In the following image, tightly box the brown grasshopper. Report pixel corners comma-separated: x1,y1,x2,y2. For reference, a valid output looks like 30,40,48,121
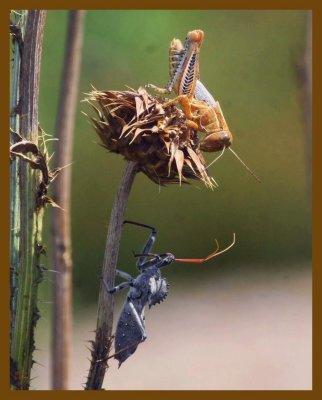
146,30,232,152
147,30,260,181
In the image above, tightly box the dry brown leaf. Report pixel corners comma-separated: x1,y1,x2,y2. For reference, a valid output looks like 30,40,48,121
174,149,184,185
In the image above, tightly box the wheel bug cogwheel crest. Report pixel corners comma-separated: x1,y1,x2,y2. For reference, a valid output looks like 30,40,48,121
83,87,215,189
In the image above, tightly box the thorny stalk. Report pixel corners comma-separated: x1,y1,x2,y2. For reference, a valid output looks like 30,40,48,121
10,10,47,390
85,161,139,390
51,10,85,390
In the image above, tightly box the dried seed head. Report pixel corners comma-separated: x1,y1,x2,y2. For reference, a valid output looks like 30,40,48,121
84,87,214,188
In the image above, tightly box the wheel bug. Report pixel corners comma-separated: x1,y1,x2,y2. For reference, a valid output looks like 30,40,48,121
146,30,260,182
104,220,235,367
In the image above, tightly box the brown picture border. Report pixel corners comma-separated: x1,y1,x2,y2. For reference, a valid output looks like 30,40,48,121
1,1,320,398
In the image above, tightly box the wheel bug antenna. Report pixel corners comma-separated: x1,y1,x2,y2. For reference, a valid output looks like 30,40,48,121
214,238,220,253
175,233,236,263
228,147,261,183
205,233,236,260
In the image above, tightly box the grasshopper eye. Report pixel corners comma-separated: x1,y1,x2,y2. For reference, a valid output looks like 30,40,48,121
221,131,233,145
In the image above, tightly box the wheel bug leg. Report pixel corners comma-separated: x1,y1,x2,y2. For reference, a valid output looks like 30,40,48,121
128,301,147,340
123,220,157,269
102,278,132,294
123,220,156,231
116,269,133,281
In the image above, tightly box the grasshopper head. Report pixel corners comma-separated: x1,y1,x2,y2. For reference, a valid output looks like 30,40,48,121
187,30,205,45
200,130,233,152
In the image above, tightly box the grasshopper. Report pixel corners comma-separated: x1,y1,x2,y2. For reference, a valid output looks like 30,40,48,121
147,30,233,152
147,30,260,181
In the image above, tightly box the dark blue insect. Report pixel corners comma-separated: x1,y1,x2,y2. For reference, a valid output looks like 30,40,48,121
104,220,235,367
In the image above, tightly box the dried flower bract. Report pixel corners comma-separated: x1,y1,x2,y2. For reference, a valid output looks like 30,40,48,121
84,87,215,188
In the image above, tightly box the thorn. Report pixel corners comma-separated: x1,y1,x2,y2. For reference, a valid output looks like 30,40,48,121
32,360,45,368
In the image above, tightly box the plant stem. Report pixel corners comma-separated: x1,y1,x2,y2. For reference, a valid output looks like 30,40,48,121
10,10,46,390
10,10,26,354
51,10,85,390
85,161,138,390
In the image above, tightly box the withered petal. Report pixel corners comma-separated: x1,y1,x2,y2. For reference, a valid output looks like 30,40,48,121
174,149,185,185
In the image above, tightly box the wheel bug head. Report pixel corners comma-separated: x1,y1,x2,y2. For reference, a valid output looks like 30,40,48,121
133,252,175,269
158,252,176,267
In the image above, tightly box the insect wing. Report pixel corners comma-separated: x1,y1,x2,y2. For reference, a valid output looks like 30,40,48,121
114,302,145,366
195,80,216,107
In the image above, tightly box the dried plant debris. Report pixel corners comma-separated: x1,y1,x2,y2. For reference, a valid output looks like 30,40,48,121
84,87,215,188
10,128,62,210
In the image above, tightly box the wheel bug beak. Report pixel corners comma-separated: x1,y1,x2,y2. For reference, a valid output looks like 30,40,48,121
175,233,236,264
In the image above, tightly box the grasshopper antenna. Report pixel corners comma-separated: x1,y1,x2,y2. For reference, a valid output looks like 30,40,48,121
206,146,226,169
228,147,261,183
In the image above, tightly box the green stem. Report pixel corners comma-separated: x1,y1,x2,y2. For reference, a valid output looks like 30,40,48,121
10,10,47,390
10,10,26,348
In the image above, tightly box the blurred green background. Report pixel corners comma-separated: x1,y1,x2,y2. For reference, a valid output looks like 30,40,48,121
39,10,311,308
31,10,312,390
